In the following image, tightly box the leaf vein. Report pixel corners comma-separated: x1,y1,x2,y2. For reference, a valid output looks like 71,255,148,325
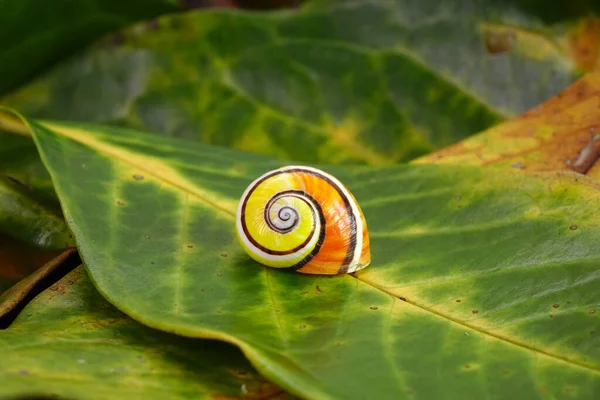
353,275,600,375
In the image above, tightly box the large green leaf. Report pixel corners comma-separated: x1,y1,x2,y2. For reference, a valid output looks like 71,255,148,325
3,0,590,165
0,266,291,399
25,119,600,399
0,0,182,96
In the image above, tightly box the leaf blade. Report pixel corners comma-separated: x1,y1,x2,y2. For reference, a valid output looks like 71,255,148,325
0,266,292,400
25,118,600,399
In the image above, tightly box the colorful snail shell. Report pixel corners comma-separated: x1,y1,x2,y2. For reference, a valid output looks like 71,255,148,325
235,165,371,275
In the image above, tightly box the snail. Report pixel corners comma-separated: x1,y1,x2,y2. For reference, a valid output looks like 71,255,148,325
235,165,371,275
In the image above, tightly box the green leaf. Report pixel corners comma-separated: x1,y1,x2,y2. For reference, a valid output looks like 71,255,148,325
0,0,182,96
495,0,600,24
26,119,600,399
4,0,589,164
0,266,291,399
0,175,74,250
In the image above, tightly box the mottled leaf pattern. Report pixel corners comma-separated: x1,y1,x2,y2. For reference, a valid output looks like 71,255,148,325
0,267,292,400
3,0,590,164
415,73,600,178
25,118,600,399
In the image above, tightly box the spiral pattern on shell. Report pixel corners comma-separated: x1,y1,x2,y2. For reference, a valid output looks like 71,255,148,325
235,165,371,275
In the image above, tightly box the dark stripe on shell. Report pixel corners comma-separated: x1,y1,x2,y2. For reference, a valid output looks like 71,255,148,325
241,188,321,256
263,191,316,254
291,198,326,271
264,191,302,234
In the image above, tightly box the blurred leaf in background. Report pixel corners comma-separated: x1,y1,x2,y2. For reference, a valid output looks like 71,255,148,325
0,0,184,97
0,131,54,195
415,72,600,178
4,0,599,168
0,175,74,250
0,171,76,317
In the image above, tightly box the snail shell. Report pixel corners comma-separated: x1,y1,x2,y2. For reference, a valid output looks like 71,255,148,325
235,165,371,275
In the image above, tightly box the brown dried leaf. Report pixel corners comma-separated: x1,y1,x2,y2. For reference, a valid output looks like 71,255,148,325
414,72,600,177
